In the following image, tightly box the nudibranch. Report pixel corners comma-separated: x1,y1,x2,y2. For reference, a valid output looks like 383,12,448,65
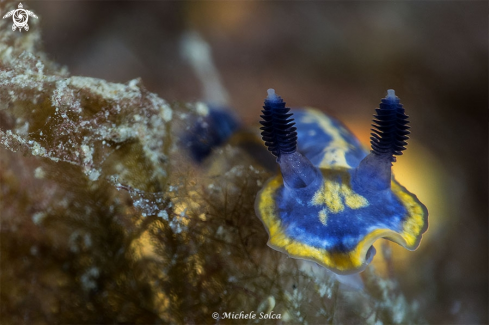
182,104,240,163
255,89,428,274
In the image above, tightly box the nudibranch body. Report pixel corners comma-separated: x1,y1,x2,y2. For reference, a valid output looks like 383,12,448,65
256,89,428,274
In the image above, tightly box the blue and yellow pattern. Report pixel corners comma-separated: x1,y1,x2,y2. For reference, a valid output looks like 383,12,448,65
255,91,428,274
293,109,366,169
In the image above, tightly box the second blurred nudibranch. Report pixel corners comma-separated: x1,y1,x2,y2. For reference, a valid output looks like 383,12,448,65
255,89,428,274
182,104,240,163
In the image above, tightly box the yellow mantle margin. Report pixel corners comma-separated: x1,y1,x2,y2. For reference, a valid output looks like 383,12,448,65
256,175,428,274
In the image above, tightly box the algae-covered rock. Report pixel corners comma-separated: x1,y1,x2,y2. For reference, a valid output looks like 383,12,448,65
0,2,424,324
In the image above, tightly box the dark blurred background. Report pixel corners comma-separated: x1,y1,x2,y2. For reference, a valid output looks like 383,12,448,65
31,1,487,324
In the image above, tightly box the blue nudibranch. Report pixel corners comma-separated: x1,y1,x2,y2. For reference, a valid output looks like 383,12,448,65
255,89,428,274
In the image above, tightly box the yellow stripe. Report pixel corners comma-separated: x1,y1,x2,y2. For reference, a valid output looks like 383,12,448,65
301,108,351,168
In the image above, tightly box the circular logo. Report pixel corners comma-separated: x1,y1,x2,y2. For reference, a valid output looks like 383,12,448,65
2,3,38,32
13,9,28,28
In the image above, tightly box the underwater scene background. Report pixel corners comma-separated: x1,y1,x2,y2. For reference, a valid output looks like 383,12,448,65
0,1,487,324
